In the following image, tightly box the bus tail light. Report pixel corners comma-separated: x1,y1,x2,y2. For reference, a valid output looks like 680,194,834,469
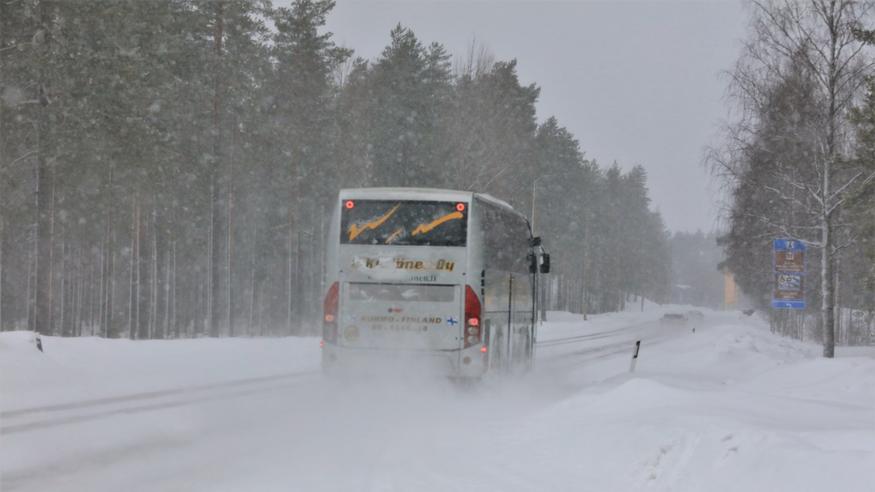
464,285,481,348
323,282,339,344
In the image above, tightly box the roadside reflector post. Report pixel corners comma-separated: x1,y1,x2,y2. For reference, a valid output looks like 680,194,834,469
629,340,641,373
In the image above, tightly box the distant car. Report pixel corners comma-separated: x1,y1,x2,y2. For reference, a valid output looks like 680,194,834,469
687,310,704,321
660,312,688,325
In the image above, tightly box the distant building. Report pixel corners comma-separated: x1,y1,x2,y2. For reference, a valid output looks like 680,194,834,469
724,270,738,310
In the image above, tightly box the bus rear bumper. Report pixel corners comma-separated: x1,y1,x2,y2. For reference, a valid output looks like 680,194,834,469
321,344,486,380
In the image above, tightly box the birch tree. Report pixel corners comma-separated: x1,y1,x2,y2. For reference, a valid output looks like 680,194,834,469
715,0,875,357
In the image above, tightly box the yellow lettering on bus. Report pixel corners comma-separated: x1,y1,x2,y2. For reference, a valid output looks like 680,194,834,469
436,259,454,271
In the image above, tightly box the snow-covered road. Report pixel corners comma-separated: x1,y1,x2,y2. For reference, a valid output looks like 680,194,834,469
2,308,874,492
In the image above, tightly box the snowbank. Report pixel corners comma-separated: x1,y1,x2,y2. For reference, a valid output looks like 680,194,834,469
1,331,319,411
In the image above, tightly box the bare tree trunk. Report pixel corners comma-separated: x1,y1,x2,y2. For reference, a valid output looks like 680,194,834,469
227,174,234,337
248,224,256,336
287,211,293,335
26,235,34,331
556,275,564,312
128,203,134,339
163,236,170,339
170,239,179,338
171,240,177,338
59,241,67,336
70,248,76,336
207,189,214,337
78,249,85,336
75,248,83,336
319,206,326,302
97,240,109,338
196,273,203,337
129,197,137,339
47,172,56,335
821,0,838,357
257,282,265,336
210,176,221,337
106,227,115,338
834,254,842,346
799,309,804,341
100,167,113,337
146,216,153,339
34,0,54,336
209,1,225,338
71,247,76,336
137,201,148,340
0,220,4,330
821,213,835,357
89,251,96,335
69,246,76,336
296,229,303,329
149,207,158,339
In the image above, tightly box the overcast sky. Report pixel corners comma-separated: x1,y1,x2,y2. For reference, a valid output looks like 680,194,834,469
323,0,749,233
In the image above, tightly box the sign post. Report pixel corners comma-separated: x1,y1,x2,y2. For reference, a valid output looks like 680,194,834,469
629,340,641,373
772,239,806,310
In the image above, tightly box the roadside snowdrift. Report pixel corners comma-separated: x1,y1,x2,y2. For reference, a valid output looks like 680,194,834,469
0,332,319,411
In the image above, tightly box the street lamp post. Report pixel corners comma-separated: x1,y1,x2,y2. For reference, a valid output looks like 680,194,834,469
531,174,555,323
530,175,550,237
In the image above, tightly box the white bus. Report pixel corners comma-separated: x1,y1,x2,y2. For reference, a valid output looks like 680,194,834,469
321,187,549,379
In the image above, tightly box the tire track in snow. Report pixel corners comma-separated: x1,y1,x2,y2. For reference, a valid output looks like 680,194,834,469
534,320,697,379
535,329,623,347
3,371,313,418
1,370,319,435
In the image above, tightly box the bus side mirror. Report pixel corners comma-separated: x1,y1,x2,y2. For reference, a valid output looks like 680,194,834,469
539,253,551,274
528,253,537,274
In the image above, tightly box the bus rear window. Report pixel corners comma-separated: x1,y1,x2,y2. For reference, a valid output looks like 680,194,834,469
340,200,467,246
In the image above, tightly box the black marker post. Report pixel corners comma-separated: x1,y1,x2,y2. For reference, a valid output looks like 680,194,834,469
629,340,641,373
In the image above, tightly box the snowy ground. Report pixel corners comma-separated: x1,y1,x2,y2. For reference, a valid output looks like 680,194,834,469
2,308,874,492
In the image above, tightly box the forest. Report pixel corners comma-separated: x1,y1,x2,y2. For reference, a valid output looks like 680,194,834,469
0,0,671,338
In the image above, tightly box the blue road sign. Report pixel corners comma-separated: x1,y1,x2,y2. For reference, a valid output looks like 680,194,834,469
773,239,806,273
773,238,806,252
772,269,806,310
772,299,806,309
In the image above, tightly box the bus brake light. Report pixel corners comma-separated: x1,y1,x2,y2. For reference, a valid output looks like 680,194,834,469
323,282,339,343
464,285,481,348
